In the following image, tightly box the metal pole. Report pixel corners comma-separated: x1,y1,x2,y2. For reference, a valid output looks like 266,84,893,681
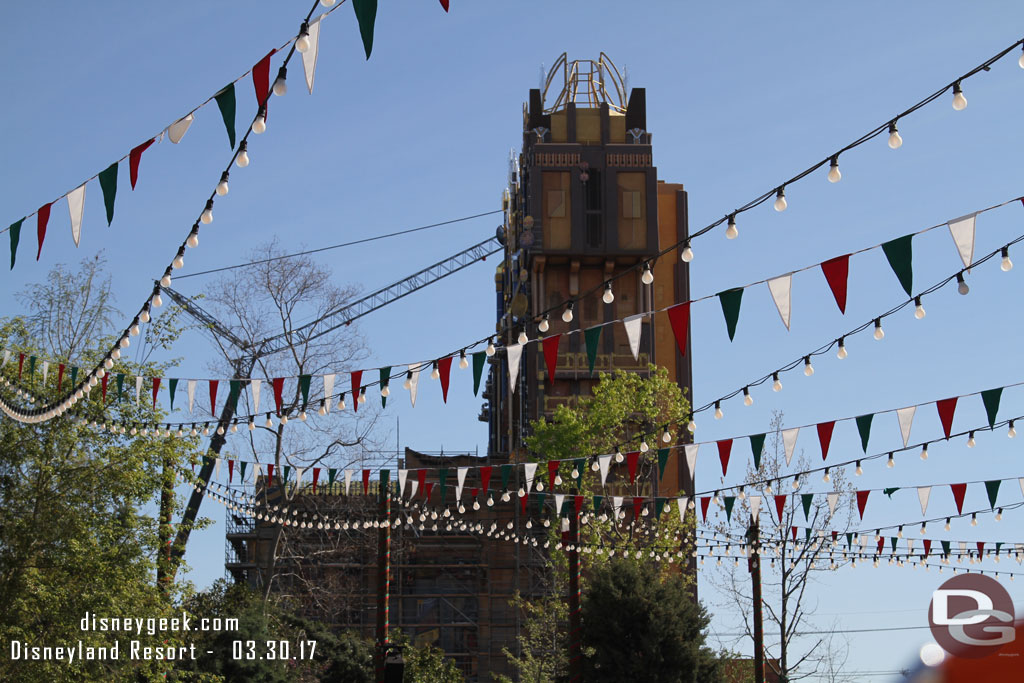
375,485,392,683
568,509,582,683
156,454,174,593
749,520,764,683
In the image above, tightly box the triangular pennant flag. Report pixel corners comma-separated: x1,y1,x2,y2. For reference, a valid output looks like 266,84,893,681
298,374,311,407
622,314,644,360
8,218,23,269
437,469,449,501
151,377,161,410
882,234,914,297
657,448,669,479
227,379,241,411
439,0,449,11
479,466,492,493
936,397,958,440
547,460,560,491
272,377,285,415
168,378,178,411
351,371,362,413
666,302,690,356
1019,478,1024,500
856,490,870,520
896,406,916,447
981,388,1002,429
700,496,711,522
36,202,51,260
554,493,566,517
456,467,468,500
523,462,537,494
950,483,967,515
855,414,873,453
252,49,277,108
472,352,486,395
101,374,108,402
749,495,762,525
167,113,194,144
774,495,786,523
985,480,1001,509
397,469,408,498
676,497,689,521
95,163,119,227
266,465,274,487
717,288,743,341
612,496,623,519
41,360,49,384
209,380,219,416
816,421,835,461
327,467,336,487
187,379,197,414
345,469,354,496
214,84,237,149
352,0,378,59
653,497,666,520
717,439,732,476
924,539,933,557
820,254,850,314
362,469,370,495
592,494,604,515
801,493,813,521
67,183,86,247
500,464,512,492
415,469,427,498
229,459,236,484
782,428,799,466
215,458,223,482
947,213,977,271
750,434,766,469
301,17,322,94
438,357,452,403
129,139,155,190
376,368,388,409
723,496,736,522
918,486,932,516
584,326,602,374
684,445,698,481
542,334,561,382
626,451,640,484
598,454,611,487
766,275,792,330
507,344,523,392
826,492,839,517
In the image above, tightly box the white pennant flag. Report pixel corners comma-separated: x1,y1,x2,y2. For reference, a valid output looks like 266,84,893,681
456,467,469,500
301,17,322,94
907,539,914,553
187,379,197,413
409,479,420,499
523,462,537,493
344,469,353,495
782,428,799,465
398,469,408,498
1,350,9,366
918,486,932,516
251,379,262,414
295,468,305,489
960,541,967,553
684,444,699,480
42,360,49,384
214,458,222,482
612,496,623,518
323,373,335,412
1019,478,1024,500
766,274,793,330
254,463,263,482
896,406,916,448
749,495,762,524
827,492,839,516
598,454,612,487
507,344,524,392
409,362,423,407
623,314,644,360
947,213,977,271
167,113,194,144
677,497,689,521
135,376,143,404
554,493,565,515
67,183,86,247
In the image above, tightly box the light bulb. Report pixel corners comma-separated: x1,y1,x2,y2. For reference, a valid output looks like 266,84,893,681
602,284,615,304
272,68,287,96
517,330,529,345
687,418,696,433
252,114,266,134
822,469,830,483
873,319,884,340
996,508,1003,521
485,339,496,357
887,453,895,468
152,292,163,307
459,351,469,369
430,362,440,380
1009,421,1017,438
538,316,550,333
774,188,787,212
236,142,249,167
792,477,800,490
914,297,925,319
358,389,367,404
772,373,782,392
1020,46,1024,68
920,444,928,461
381,384,390,397
856,461,863,476
971,514,978,527
714,402,723,420
641,263,654,284
216,172,229,196
662,429,671,443
951,82,967,111
804,357,814,376
321,0,335,6
403,373,412,390
681,243,694,263
562,303,574,323
103,357,113,369
186,229,199,248
248,420,255,431
173,252,184,269
1001,247,1013,272
140,309,150,323
296,26,311,53
967,431,975,448
201,201,214,225
615,451,624,463
888,122,902,149
159,273,171,287
265,415,273,428
725,215,738,239
956,272,970,295
743,388,753,406
317,402,326,416
945,518,951,531
836,339,848,359
827,157,841,183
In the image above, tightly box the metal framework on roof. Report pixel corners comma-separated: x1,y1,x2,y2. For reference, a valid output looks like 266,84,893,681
542,52,628,114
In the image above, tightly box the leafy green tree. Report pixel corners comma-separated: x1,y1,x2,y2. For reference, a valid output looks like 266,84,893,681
493,592,568,683
388,630,464,683
580,558,720,683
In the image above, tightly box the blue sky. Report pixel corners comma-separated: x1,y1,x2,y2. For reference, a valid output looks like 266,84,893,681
4,1,1024,678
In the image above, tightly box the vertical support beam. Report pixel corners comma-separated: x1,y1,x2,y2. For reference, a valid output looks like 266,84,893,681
568,510,582,683
156,454,175,593
375,485,392,683
749,520,764,683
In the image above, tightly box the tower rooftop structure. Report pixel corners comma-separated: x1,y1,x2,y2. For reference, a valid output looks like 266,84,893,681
540,52,628,114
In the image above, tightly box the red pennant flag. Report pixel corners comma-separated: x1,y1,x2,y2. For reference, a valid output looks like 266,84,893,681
877,536,885,554
57,363,65,391
438,357,452,403
666,302,690,356
267,464,274,487
542,335,561,382
951,483,967,514
17,353,24,379
626,451,640,484
439,0,449,11
717,439,733,476
924,539,932,556
362,469,370,495
774,494,787,523
831,530,838,543
632,497,644,522
101,374,109,402
574,495,584,516
417,469,427,497
351,370,362,413
856,490,870,519
820,254,850,314
470,487,479,500
977,541,985,556
209,379,219,415
520,491,529,515
252,49,277,109
792,526,798,542
480,466,492,492
817,421,835,461
312,467,320,493
129,139,155,190
700,496,711,522
36,203,51,260
548,460,560,491
936,397,958,440
228,459,235,483
152,377,161,409
272,377,285,415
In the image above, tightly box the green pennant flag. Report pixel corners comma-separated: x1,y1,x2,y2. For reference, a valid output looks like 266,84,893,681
657,448,670,479
883,487,900,498
882,234,914,297
116,373,125,401
8,218,23,270
472,353,485,396
941,540,950,556
890,537,898,553
70,366,78,386
439,468,449,502
214,84,236,149
801,493,813,521
996,542,1003,555
98,162,118,226
500,463,513,491
593,495,603,513
749,434,766,469
380,469,390,497
168,378,179,411
561,498,572,517
717,288,744,341
380,366,391,407
537,492,546,515
655,497,666,518
574,459,586,480
805,527,812,543
299,375,311,406
584,326,602,374
856,414,873,453
846,532,853,547
239,461,248,481
723,496,736,522
27,356,36,379
985,480,1001,509
228,379,241,410
283,466,291,483
981,388,1002,429
328,468,338,486
353,0,378,59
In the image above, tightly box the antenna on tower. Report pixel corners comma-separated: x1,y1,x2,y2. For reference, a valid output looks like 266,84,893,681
539,63,546,92
623,65,630,96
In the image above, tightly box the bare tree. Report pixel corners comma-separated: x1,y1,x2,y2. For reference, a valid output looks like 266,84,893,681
708,410,856,682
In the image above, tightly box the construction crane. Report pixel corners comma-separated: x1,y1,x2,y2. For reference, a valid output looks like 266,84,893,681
162,235,501,580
